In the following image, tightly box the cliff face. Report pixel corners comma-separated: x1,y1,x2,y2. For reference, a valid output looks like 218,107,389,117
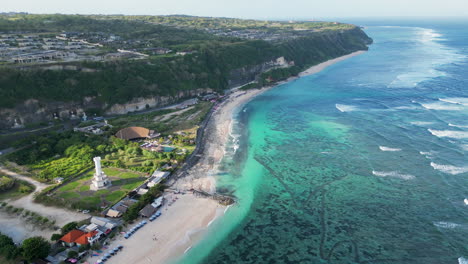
0,28,372,130
227,27,372,89
0,88,213,129
228,56,290,88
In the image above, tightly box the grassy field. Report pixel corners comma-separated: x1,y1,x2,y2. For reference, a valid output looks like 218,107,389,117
52,167,146,211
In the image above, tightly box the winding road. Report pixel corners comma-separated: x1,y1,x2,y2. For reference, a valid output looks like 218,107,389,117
0,166,88,242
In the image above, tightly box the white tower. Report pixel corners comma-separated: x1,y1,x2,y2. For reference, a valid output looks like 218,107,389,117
90,157,111,191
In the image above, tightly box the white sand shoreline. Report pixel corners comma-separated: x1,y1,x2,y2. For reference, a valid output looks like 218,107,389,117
86,50,366,264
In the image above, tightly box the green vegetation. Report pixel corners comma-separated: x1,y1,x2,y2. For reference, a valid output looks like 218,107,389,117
0,176,15,192
37,168,145,211
123,183,165,222
0,233,21,261
0,233,51,262
0,14,371,110
21,236,50,261
0,175,35,200
7,131,107,182
109,101,212,133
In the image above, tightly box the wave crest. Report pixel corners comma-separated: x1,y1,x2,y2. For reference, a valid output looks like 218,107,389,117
430,162,468,175
449,123,468,128
439,97,468,106
335,104,358,113
428,129,468,139
372,171,415,180
421,102,464,111
433,221,462,229
379,146,401,152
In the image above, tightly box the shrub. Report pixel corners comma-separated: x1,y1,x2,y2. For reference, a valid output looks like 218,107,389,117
61,222,78,234
0,176,15,191
51,233,62,241
67,250,78,258
19,184,33,193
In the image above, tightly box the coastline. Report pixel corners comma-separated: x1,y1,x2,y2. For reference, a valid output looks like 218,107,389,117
87,50,366,264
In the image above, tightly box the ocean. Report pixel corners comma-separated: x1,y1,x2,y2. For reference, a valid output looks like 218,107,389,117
177,19,468,264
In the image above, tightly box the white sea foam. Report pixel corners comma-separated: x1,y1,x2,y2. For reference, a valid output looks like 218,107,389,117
335,104,358,112
449,123,468,128
439,97,468,106
379,146,402,152
421,102,464,111
410,121,434,126
419,151,436,159
387,28,463,88
433,221,462,229
372,171,415,180
428,129,468,139
394,105,419,110
430,162,468,175
459,257,468,264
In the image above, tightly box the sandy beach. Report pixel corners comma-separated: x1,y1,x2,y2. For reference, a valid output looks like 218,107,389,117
86,193,223,264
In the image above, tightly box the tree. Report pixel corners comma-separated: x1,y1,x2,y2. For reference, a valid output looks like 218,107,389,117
51,233,62,241
67,250,78,258
21,236,51,261
61,222,78,234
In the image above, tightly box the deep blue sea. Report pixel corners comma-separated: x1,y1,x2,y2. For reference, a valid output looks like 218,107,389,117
177,20,468,264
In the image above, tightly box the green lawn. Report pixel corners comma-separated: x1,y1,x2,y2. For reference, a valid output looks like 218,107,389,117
51,167,146,211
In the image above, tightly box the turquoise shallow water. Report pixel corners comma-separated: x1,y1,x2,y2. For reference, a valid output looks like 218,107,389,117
177,21,468,264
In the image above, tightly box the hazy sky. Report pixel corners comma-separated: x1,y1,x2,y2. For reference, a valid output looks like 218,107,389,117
3,0,468,19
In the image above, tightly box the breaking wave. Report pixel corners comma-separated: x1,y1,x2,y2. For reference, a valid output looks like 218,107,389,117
335,104,358,112
428,129,468,139
421,102,464,111
379,146,401,152
372,171,415,180
459,257,468,264
449,123,468,128
410,121,434,126
433,221,462,229
419,151,436,159
439,97,468,106
430,162,468,175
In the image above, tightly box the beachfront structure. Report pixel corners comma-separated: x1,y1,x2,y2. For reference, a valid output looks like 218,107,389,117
140,204,157,217
148,170,170,187
59,229,101,247
90,156,111,191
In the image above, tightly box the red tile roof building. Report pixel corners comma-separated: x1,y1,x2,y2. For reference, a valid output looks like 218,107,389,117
60,230,100,246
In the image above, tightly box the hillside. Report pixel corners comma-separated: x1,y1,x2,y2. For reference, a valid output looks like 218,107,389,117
0,14,372,129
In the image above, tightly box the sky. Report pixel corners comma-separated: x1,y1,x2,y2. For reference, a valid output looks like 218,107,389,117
2,0,468,19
